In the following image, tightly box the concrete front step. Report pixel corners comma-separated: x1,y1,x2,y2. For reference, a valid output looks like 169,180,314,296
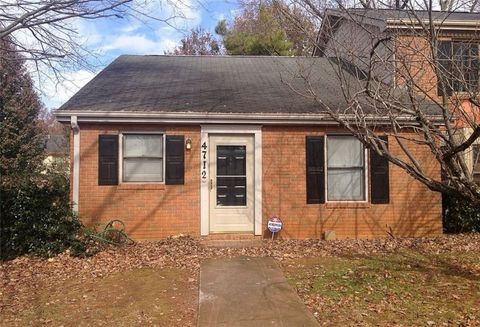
200,233,264,248
200,239,264,248
202,233,261,240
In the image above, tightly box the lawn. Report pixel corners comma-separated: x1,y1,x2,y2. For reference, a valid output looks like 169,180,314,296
3,267,197,326
283,250,480,326
0,238,203,327
2,234,480,326
16,269,197,326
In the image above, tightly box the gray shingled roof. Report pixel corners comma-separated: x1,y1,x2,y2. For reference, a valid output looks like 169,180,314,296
59,55,353,114
58,55,440,116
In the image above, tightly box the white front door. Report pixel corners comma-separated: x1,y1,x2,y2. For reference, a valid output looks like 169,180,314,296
209,135,254,233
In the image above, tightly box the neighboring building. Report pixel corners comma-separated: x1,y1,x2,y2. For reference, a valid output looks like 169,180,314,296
55,54,443,240
43,134,69,168
315,9,480,86
316,8,480,178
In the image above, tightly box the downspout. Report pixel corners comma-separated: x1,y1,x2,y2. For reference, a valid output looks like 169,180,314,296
71,116,80,213
392,35,396,88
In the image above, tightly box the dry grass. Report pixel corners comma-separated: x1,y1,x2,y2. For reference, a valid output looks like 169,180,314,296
4,267,197,327
283,250,480,326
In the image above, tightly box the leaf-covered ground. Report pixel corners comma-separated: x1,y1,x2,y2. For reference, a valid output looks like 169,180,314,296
2,234,480,326
14,267,197,327
283,252,480,326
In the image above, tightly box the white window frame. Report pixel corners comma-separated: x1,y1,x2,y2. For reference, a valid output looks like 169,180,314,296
119,131,166,184
437,39,480,94
472,143,480,182
324,134,369,203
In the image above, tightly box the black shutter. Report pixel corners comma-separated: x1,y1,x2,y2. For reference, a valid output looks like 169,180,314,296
370,135,390,204
306,136,325,204
98,135,118,185
165,135,185,185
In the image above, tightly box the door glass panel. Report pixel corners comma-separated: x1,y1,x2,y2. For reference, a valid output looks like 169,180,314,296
217,146,246,176
217,177,246,206
217,145,246,206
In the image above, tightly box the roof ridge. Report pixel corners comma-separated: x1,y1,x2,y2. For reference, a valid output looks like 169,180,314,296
120,54,316,59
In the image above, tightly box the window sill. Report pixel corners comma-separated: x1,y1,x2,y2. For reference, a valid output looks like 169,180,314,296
117,183,166,191
325,202,370,209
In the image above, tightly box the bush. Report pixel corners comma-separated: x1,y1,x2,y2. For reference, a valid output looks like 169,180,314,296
0,168,82,259
443,194,480,233
0,40,88,260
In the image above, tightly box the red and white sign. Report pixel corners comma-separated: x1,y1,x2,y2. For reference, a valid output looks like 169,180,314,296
267,216,283,233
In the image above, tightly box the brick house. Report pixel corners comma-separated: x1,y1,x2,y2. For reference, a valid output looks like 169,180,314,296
54,9,480,240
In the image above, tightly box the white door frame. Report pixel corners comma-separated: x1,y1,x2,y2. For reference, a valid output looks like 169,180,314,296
200,125,262,236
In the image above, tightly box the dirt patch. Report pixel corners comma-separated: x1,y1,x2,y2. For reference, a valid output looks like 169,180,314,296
4,267,196,327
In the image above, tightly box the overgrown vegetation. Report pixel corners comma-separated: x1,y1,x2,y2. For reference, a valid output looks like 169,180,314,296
1,166,132,259
443,194,480,233
0,39,82,260
1,167,83,259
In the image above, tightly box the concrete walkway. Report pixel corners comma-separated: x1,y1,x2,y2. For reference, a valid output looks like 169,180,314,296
198,256,319,327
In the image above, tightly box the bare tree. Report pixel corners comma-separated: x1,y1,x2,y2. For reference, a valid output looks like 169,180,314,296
0,0,189,87
167,27,222,55
285,4,480,202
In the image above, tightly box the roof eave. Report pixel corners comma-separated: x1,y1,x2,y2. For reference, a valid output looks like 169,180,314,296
386,19,480,30
54,110,445,126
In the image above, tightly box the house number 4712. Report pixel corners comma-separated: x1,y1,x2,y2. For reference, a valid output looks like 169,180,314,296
201,141,208,182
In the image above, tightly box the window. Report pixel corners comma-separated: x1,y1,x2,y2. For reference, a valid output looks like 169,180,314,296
326,136,365,201
437,41,479,95
123,134,164,182
472,144,480,183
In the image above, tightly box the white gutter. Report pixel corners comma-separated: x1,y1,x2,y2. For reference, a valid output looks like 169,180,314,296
71,116,80,214
55,110,444,125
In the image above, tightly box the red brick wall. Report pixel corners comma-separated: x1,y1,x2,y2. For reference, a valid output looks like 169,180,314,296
262,126,443,239
75,124,200,240
394,33,480,104
73,123,442,240
395,35,440,100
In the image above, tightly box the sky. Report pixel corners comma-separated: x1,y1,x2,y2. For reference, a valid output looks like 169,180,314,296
41,0,239,109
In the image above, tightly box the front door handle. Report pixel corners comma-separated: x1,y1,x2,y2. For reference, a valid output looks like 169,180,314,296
209,179,214,191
